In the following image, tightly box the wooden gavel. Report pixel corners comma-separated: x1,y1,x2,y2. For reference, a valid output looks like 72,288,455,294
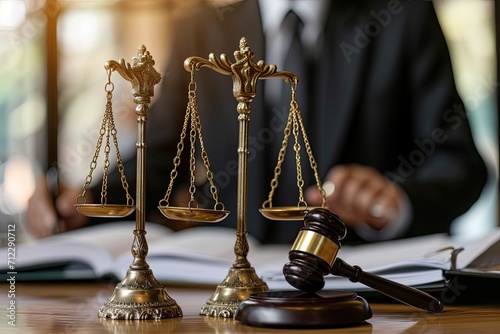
283,208,444,313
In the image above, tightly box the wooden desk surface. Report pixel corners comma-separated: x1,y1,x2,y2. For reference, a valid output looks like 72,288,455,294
1,282,499,334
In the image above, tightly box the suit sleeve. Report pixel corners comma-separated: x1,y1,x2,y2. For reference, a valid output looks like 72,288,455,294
393,2,487,237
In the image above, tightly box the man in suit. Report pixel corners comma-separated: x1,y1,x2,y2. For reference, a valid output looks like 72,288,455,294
27,0,487,245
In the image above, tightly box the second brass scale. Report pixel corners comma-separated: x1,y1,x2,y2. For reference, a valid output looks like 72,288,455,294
75,37,326,319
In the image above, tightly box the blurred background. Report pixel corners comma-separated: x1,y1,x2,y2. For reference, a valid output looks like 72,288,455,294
0,0,498,244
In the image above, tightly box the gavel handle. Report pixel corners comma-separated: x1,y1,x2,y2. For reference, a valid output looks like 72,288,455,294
331,258,444,313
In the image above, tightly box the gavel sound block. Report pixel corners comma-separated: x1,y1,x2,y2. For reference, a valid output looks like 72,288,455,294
235,208,444,328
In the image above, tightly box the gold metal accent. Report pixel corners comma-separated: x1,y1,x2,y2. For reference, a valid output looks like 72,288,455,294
74,204,135,218
75,69,135,217
158,207,229,223
158,66,229,222
291,230,340,267
259,206,321,221
78,45,182,320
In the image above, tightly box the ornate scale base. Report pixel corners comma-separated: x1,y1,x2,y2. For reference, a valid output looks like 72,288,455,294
98,268,182,320
99,318,182,333
200,266,269,318
235,290,372,328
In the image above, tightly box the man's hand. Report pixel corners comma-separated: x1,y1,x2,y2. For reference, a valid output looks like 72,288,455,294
26,177,89,238
305,164,405,230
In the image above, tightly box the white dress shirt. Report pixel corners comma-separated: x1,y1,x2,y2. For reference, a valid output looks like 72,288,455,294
258,0,329,69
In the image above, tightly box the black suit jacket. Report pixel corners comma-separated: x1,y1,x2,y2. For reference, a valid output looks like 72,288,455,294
98,0,487,244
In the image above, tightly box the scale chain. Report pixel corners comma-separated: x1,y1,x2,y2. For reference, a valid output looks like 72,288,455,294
262,82,326,209
159,66,224,211
262,99,294,209
77,70,134,206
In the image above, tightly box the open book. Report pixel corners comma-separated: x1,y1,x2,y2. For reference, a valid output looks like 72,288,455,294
1,222,498,292
0,221,289,284
263,228,500,292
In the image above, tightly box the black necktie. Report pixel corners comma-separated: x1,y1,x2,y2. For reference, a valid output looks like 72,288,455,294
281,10,307,112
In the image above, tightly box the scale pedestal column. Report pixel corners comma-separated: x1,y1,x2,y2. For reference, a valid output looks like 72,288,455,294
94,45,182,320
184,37,300,317
199,93,269,318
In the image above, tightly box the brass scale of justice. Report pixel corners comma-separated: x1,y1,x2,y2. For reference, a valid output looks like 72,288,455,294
74,38,327,320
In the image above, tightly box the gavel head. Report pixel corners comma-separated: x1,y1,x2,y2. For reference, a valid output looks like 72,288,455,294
283,208,346,293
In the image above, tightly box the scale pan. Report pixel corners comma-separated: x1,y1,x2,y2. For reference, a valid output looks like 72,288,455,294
74,204,135,218
158,206,229,223
259,206,321,221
